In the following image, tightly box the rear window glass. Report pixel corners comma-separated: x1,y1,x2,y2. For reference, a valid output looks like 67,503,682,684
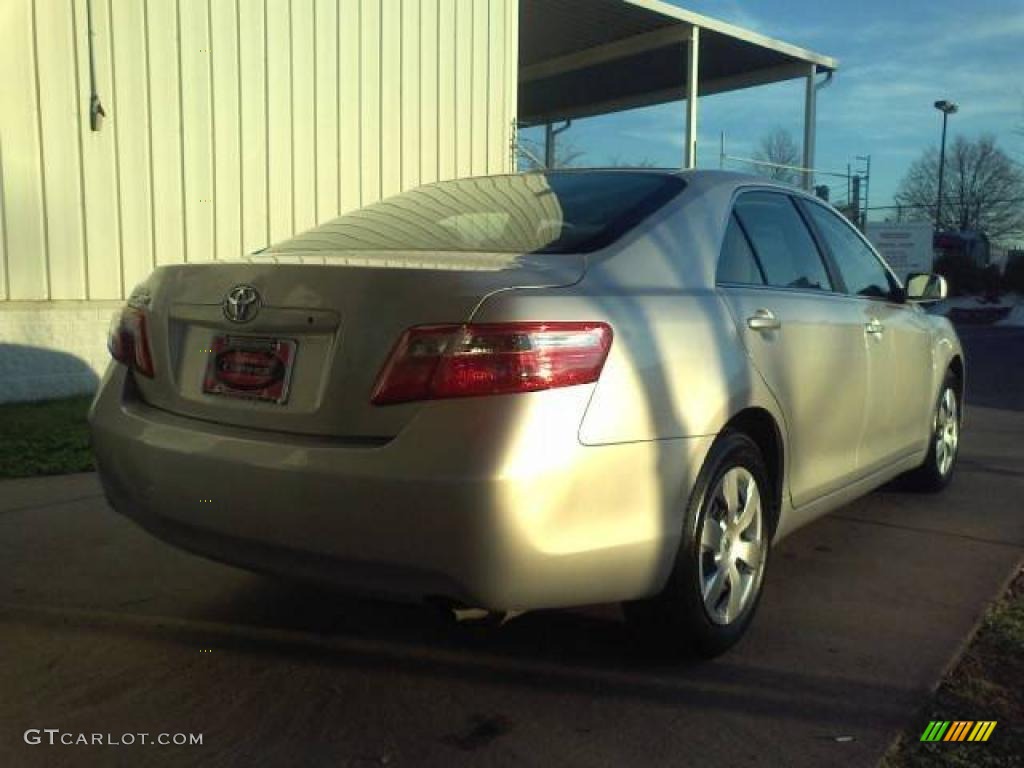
734,192,833,292
268,172,685,255
718,213,765,285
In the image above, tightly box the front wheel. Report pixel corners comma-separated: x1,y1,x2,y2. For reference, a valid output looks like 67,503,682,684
900,372,961,492
624,431,772,658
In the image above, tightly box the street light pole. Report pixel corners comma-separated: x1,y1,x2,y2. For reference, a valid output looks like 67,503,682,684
543,120,572,169
933,100,958,230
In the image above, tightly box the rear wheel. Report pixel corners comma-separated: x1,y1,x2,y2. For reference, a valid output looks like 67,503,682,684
901,371,960,492
624,431,771,658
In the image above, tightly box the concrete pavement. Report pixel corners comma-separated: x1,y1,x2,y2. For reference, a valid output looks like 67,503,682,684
1,328,1022,767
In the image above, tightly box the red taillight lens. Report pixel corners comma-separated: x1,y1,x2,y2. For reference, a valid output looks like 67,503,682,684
107,306,155,378
371,322,613,405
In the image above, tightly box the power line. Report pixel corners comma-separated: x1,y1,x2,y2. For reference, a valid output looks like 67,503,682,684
867,198,1024,211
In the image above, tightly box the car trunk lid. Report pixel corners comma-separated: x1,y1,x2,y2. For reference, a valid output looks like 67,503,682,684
131,251,583,438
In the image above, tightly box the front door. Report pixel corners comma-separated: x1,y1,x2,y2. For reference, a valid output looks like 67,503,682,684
799,199,934,470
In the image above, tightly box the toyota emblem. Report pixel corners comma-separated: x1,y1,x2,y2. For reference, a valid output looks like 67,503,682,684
223,284,262,323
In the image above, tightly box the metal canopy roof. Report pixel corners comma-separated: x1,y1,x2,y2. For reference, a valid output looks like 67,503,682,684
519,0,839,124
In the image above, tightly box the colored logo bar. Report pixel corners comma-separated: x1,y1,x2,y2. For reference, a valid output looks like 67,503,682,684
920,721,997,742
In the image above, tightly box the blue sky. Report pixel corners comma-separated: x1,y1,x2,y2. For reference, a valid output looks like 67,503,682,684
521,0,1024,217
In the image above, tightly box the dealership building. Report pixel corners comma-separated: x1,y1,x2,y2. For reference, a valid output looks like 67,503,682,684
0,0,835,402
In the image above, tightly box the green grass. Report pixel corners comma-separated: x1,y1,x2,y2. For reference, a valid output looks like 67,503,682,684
882,568,1024,767
0,396,95,478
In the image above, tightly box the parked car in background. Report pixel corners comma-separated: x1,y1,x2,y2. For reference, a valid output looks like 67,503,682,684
90,170,963,656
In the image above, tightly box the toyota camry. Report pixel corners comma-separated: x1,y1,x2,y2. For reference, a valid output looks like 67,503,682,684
89,170,963,656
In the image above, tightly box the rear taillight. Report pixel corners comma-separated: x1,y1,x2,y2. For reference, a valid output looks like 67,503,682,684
107,306,155,378
371,322,613,405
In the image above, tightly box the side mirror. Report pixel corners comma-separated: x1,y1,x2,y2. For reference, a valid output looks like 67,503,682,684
905,273,947,303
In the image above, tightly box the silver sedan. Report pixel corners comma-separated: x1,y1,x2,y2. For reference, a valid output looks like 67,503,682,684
89,170,963,656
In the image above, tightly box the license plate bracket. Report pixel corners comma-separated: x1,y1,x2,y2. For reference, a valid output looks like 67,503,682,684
202,335,297,404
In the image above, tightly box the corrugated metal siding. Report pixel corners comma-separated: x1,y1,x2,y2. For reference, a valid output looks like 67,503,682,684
0,0,519,302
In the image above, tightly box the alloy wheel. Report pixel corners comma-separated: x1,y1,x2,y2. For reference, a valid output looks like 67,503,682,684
935,387,959,476
698,467,766,625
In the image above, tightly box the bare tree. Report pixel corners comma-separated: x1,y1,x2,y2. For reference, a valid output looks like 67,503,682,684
516,135,585,171
607,155,660,168
1015,99,1024,166
752,128,802,185
895,134,1024,242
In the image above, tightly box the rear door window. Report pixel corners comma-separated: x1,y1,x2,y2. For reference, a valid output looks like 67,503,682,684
734,192,833,292
717,213,765,285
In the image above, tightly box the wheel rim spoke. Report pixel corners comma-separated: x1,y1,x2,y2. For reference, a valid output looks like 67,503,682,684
732,538,762,571
703,565,728,608
735,486,760,532
724,562,745,623
701,520,724,553
720,471,740,517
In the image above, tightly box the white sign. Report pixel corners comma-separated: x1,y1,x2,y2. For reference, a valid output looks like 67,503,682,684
865,222,934,282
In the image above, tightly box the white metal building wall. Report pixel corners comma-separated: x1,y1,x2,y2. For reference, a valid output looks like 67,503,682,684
0,0,519,401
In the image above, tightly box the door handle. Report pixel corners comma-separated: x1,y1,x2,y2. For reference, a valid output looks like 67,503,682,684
865,318,884,336
747,309,781,331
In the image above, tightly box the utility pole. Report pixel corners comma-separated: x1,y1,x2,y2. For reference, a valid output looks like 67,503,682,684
856,155,871,230
846,163,851,211
851,176,861,226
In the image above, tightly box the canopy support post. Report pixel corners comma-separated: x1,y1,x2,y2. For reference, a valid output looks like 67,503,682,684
802,63,817,190
684,26,699,169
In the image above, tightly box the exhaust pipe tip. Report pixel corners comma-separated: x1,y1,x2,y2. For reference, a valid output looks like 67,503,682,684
426,597,523,626
451,607,499,623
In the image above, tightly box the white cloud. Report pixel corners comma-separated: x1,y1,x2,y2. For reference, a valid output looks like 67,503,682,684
848,9,1024,47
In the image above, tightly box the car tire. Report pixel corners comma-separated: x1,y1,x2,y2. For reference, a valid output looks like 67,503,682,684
624,430,772,658
900,371,961,493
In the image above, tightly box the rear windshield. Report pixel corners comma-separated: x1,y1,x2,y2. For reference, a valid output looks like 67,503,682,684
269,172,685,255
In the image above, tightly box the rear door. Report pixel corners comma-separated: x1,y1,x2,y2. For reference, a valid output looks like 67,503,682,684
717,191,869,508
800,199,934,469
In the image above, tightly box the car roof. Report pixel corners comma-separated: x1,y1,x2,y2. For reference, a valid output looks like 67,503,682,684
517,167,807,194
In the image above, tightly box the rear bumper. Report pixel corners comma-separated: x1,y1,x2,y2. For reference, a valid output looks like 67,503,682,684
90,365,713,610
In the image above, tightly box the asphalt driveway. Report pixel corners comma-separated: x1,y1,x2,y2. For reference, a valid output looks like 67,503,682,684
1,327,1022,767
